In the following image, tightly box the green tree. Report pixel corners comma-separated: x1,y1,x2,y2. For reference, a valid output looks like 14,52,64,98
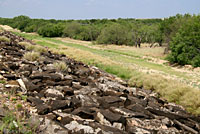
97,23,129,45
62,22,81,38
37,23,64,37
167,15,200,67
12,15,31,31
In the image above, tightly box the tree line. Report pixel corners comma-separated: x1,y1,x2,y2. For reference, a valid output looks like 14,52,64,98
0,14,200,67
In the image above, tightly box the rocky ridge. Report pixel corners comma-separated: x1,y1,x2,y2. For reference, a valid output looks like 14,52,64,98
0,31,200,134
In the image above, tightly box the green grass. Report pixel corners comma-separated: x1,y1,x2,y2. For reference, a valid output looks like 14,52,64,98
36,41,59,48
94,63,133,80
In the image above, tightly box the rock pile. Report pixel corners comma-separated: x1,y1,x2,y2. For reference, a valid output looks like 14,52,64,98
0,31,200,134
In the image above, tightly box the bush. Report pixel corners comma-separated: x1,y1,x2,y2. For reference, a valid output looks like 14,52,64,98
38,23,64,37
62,22,81,38
167,16,200,67
78,26,100,41
24,24,37,33
97,23,129,45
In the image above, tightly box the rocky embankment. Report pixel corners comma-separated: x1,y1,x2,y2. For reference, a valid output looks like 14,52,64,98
0,31,200,134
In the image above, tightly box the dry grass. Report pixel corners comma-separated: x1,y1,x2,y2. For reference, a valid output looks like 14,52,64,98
53,61,68,72
128,72,200,115
0,36,10,43
19,41,47,53
24,51,40,61
0,27,3,32
52,45,116,66
60,38,166,59
18,41,32,46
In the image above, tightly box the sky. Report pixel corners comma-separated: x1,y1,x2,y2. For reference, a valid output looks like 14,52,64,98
0,0,200,20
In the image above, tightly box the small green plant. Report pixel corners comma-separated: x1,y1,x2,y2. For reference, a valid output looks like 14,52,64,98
0,36,10,43
53,61,68,72
0,112,33,134
0,80,5,84
16,104,23,110
0,113,18,133
24,51,40,61
20,95,27,101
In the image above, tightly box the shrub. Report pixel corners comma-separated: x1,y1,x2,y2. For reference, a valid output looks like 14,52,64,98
38,23,64,37
24,51,40,61
24,24,37,33
63,22,81,38
0,36,10,43
167,16,200,67
97,23,126,45
53,61,68,72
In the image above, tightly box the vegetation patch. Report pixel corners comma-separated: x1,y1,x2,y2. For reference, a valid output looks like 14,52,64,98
0,36,10,43
19,41,47,53
128,72,200,114
24,51,40,61
167,16,200,67
53,61,68,72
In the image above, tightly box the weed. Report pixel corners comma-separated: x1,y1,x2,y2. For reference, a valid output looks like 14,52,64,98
16,104,23,111
24,51,40,61
34,45,48,53
0,36,10,43
0,80,5,84
21,95,27,101
53,61,68,72
0,112,33,134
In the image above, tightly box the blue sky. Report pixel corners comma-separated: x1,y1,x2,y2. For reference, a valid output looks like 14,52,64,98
0,0,200,19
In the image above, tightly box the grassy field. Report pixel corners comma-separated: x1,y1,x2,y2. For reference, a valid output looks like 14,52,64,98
5,29,200,114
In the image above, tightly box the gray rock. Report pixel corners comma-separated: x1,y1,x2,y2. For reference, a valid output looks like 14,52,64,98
38,117,68,134
45,88,64,99
64,121,94,134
